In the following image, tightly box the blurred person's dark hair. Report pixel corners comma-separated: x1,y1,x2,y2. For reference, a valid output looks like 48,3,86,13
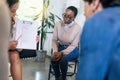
6,0,19,7
84,0,120,8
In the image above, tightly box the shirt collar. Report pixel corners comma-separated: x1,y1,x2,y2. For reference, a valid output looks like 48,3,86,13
64,21,74,29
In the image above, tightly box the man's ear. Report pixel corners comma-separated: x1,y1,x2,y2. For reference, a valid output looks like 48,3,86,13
91,0,100,12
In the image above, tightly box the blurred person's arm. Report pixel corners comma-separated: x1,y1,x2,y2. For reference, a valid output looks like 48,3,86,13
52,22,59,53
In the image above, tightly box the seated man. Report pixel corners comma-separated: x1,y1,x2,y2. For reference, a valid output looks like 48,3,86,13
51,6,81,80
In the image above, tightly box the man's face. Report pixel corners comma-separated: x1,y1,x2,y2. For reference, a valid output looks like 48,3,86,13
84,1,93,18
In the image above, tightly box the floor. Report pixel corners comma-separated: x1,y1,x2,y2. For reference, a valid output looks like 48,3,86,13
9,57,76,80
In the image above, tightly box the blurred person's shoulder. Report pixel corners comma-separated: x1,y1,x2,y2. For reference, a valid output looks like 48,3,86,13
55,21,63,25
0,0,10,36
0,0,9,16
91,7,120,21
0,0,7,7
0,0,4,4
54,21,64,28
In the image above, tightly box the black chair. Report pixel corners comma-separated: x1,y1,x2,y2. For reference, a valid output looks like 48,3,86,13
48,50,78,80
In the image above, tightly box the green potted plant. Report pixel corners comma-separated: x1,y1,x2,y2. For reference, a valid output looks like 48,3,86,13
34,0,61,62
34,0,61,50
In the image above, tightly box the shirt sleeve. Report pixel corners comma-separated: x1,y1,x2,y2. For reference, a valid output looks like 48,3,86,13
52,22,59,53
62,25,82,54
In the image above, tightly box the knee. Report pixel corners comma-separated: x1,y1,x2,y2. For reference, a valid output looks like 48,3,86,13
51,58,58,65
9,52,21,64
60,55,67,63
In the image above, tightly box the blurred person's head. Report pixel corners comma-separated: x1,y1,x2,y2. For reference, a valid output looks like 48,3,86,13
6,0,19,19
83,0,120,18
63,6,78,24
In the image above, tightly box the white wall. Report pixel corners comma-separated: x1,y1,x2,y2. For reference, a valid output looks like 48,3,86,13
43,0,86,56
49,0,67,20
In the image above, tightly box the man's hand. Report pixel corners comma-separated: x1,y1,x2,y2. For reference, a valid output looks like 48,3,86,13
52,52,63,61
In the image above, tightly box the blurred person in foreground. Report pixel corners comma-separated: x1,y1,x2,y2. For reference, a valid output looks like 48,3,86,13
0,0,10,80
76,0,120,80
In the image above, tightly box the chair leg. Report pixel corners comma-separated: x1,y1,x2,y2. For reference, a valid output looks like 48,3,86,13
48,64,51,80
48,60,78,80
67,60,78,76
73,61,77,74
